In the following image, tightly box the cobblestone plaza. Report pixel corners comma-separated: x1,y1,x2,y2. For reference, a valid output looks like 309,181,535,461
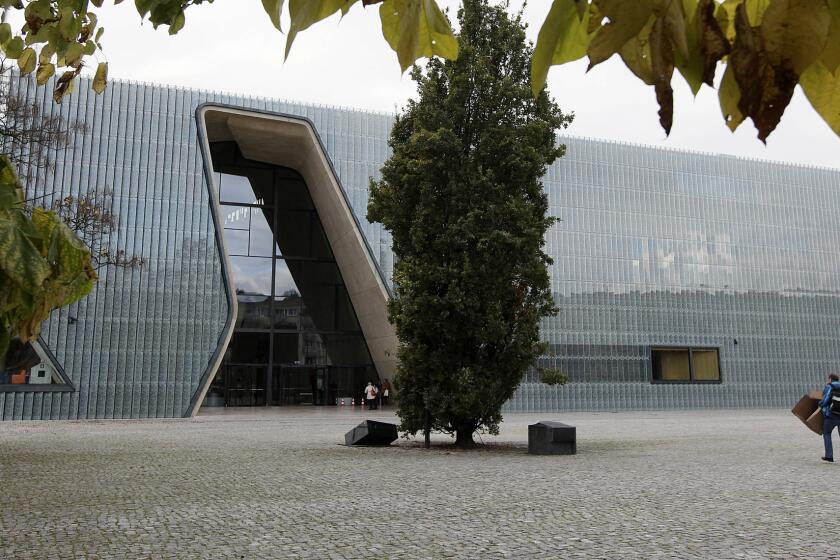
0,409,835,559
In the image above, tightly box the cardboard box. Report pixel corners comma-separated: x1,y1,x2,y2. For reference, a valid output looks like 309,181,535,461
805,408,825,435
792,392,825,435
792,393,820,423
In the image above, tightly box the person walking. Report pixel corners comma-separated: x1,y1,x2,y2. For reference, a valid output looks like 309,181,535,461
820,373,840,462
381,379,392,408
364,381,377,411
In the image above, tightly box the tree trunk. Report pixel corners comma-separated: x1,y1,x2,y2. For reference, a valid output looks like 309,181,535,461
454,428,476,448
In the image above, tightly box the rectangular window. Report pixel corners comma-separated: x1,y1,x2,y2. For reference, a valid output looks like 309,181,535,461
651,347,721,383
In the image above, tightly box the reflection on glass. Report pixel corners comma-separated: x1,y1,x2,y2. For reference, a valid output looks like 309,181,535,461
274,210,333,258
226,332,270,363
221,365,267,406
235,293,272,329
211,141,377,408
651,348,690,381
230,256,273,296
273,333,299,364
223,228,249,257
248,207,276,257
220,170,274,206
692,349,720,381
221,204,251,230
273,294,303,330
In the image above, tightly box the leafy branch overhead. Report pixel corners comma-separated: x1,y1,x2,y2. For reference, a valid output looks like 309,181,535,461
1,0,839,141
0,155,96,358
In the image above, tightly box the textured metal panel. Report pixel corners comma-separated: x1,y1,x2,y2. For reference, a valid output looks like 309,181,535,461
4,73,840,417
508,137,840,411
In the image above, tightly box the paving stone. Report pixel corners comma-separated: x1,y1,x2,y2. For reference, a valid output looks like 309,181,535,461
0,409,836,559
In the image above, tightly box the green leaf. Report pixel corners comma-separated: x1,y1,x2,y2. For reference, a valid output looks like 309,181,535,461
378,0,458,73
619,15,656,85
58,6,82,41
532,0,597,96
0,160,51,292
0,156,96,343
0,22,11,46
285,0,361,59
719,63,744,131
801,60,840,136
658,0,689,62
64,41,85,66
3,36,24,59
262,0,284,31
675,0,704,95
168,10,185,34
92,61,107,94
761,0,831,74
17,47,36,74
587,0,655,68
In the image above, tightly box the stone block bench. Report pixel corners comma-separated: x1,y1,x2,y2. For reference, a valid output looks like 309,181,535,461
528,421,576,455
344,420,398,446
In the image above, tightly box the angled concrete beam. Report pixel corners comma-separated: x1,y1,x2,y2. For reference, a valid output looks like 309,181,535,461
187,105,397,416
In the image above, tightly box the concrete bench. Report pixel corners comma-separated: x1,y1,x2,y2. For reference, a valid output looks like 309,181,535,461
528,421,576,455
344,420,398,446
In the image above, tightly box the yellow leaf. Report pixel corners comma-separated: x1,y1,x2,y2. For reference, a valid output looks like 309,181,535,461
35,62,54,85
801,60,840,136
761,0,831,74
379,0,458,73
92,62,108,94
820,0,840,73
17,47,36,74
532,0,598,96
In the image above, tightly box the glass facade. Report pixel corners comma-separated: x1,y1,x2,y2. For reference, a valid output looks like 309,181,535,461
204,142,376,407
508,140,840,411
3,71,840,419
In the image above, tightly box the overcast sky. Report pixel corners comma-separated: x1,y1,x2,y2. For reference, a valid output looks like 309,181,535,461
67,1,840,169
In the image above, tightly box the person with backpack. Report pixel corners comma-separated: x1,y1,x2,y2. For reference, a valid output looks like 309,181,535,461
819,373,840,462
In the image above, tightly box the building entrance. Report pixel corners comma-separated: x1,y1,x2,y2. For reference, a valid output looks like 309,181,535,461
203,142,377,407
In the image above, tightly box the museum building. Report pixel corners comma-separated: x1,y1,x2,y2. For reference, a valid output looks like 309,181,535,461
2,74,840,420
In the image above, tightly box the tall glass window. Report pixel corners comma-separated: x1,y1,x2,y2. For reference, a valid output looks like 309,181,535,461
205,142,377,407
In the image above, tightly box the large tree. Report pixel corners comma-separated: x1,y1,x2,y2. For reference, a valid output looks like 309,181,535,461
368,0,572,447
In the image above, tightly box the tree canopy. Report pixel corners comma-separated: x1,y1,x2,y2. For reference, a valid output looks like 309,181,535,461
368,0,570,446
0,0,838,142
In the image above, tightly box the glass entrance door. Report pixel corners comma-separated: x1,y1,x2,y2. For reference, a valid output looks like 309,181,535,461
271,366,330,406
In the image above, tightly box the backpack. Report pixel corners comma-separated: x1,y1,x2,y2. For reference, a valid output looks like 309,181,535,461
828,384,840,416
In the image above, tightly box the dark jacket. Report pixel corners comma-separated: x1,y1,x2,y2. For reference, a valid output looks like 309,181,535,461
820,381,840,417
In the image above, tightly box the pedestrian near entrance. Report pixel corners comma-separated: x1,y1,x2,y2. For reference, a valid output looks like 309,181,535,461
820,373,840,462
364,381,377,411
381,379,391,407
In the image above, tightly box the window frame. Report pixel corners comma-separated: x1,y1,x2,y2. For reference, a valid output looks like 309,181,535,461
649,346,722,385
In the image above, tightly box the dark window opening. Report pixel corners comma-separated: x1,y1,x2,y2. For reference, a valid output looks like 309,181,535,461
651,347,721,383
